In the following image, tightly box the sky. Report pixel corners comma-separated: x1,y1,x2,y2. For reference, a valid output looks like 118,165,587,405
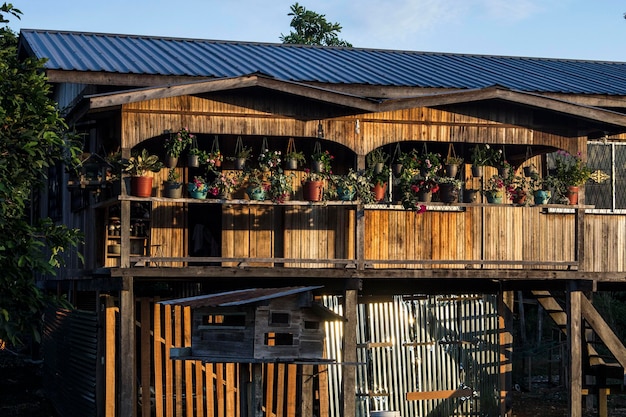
6,0,626,62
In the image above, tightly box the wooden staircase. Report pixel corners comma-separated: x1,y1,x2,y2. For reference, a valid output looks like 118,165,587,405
531,290,626,382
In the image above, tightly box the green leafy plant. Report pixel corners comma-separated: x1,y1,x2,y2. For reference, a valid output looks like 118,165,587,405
552,150,592,186
366,148,389,166
123,149,164,176
445,155,464,165
258,149,282,171
329,169,374,203
166,168,180,183
311,149,334,173
285,150,306,166
234,145,253,160
268,170,296,203
471,144,502,167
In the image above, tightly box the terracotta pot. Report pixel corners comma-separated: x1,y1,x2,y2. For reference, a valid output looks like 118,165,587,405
303,180,323,201
372,182,387,202
131,176,153,197
566,185,579,205
511,189,526,205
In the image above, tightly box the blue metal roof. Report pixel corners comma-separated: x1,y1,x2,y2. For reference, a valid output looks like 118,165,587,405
19,29,626,95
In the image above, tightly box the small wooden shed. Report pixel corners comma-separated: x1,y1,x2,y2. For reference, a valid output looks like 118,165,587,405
159,286,344,362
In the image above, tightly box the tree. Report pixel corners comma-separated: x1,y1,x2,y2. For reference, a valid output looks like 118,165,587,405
280,2,352,47
0,3,82,348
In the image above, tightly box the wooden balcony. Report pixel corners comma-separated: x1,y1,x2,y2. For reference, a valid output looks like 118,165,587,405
99,196,614,283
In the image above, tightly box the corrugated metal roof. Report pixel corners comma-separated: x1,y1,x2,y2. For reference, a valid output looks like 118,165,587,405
159,286,323,308
18,29,626,95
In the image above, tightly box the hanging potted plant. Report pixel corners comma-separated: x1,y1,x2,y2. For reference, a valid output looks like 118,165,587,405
258,148,282,172
444,155,464,178
415,151,442,179
470,144,500,177
123,149,164,197
232,145,252,170
165,127,194,168
366,148,390,175
285,150,306,170
311,147,333,173
163,168,183,198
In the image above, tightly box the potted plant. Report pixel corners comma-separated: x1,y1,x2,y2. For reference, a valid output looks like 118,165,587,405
207,171,241,200
551,150,592,205
245,168,268,201
163,168,183,198
367,148,390,174
369,165,390,202
267,169,296,203
188,146,202,168
329,169,374,203
285,150,306,170
311,149,333,173
483,174,507,204
165,127,194,168
231,145,252,170
529,174,552,205
415,152,442,179
508,175,529,205
188,176,209,199
437,176,463,203
301,169,326,201
258,149,282,172
444,155,464,178
470,144,501,177
123,149,164,197
401,176,439,203
201,149,223,172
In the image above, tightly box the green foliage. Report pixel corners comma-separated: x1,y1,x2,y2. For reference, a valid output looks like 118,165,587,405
0,5,83,347
280,2,352,47
123,149,164,176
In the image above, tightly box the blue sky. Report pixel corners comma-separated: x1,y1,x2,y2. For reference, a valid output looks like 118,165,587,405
7,0,626,61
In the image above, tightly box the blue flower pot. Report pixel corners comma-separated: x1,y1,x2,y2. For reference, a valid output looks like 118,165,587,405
337,186,356,201
246,185,266,201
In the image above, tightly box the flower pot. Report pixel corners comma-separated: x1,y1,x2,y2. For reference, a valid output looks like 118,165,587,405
188,154,199,168
372,182,387,202
497,166,510,178
165,155,178,168
163,181,183,198
511,189,526,205
336,186,356,201
438,183,459,203
312,160,324,173
533,189,551,205
444,164,459,178
392,163,403,177
189,190,208,199
235,158,246,170
107,243,121,254
566,185,579,205
302,180,323,201
417,190,432,202
246,185,266,201
374,162,384,174
524,166,538,177
286,158,298,170
485,190,504,204
471,165,484,178
130,176,153,197
463,189,479,203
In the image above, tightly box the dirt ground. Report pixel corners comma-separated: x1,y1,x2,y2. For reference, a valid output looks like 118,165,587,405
1,347,625,417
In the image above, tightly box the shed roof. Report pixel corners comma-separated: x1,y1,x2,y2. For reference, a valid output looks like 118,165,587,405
159,286,323,308
18,29,626,96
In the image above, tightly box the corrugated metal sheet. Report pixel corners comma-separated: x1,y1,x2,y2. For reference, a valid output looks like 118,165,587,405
159,285,322,307
42,308,99,417
323,294,500,417
19,29,626,95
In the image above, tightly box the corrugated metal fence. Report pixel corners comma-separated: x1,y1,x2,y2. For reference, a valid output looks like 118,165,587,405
324,294,500,417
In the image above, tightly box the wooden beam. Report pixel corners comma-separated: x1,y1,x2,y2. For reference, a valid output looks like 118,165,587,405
567,286,582,417
581,295,626,370
342,288,358,417
119,276,136,417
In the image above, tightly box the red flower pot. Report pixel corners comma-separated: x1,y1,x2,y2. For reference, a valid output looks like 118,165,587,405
303,180,323,201
130,176,153,197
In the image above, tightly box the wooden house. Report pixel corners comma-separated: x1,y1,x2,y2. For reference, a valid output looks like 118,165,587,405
18,29,626,417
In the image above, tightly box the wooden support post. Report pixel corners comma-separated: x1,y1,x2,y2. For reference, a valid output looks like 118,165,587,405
499,291,514,416
567,283,582,417
342,286,358,417
119,275,136,417
575,207,585,270
140,299,151,417
105,296,117,417
251,363,263,417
